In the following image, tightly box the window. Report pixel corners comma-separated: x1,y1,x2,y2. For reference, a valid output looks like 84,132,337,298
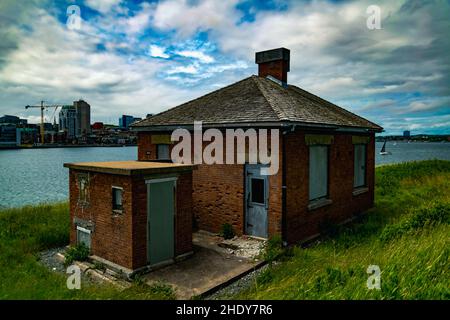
157,144,170,160
76,226,91,249
78,173,88,203
354,144,367,188
309,145,329,201
112,186,123,211
251,178,265,204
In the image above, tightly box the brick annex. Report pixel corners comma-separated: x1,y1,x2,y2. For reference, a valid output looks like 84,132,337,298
65,48,382,273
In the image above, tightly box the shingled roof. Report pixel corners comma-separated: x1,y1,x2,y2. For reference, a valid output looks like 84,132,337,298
132,75,382,132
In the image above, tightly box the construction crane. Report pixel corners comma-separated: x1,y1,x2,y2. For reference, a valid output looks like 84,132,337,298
25,101,62,144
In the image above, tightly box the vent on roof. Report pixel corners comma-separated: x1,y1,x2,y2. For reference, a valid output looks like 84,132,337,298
255,48,290,84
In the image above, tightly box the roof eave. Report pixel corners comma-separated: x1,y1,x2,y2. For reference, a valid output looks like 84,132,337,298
131,121,382,133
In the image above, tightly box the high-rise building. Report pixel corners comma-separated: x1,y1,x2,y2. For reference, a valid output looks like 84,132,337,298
119,115,141,128
403,130,411,138
59,105,77,138
74,100,91,136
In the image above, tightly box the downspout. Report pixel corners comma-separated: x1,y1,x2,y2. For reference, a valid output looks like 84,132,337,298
281,125,295,245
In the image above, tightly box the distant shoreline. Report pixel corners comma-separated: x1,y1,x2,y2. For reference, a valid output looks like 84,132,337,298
0,144,137,150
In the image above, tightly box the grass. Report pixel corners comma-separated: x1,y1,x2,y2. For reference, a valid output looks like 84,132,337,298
0,160,449,299
233,160,450,299
0,203,175,300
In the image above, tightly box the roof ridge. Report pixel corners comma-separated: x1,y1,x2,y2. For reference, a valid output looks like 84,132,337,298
252,76,287,121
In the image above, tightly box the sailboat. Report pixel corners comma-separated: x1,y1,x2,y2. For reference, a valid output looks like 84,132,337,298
379,140,391,155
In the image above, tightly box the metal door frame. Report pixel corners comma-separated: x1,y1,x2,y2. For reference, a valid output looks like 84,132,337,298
244,164,269,238
145,177,177,267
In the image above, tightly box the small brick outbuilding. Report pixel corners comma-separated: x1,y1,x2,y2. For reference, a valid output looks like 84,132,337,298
64,161,195,273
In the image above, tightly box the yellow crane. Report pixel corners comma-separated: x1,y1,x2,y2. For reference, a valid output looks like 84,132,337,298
25,101,62,144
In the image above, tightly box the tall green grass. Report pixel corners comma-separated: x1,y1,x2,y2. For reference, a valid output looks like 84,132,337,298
1,160,449,299
0,203,174,299
234,160,450,299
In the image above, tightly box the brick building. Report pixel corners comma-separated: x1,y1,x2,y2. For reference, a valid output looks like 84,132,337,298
132,48,383,244
64,161,195,273
65,48,382,273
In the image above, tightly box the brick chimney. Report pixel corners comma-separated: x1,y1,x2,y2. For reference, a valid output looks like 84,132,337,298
255,48,290,83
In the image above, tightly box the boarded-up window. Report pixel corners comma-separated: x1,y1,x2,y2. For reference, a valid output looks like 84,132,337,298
76,226,91,249
157,144,170,160
354,144,367,188
78,173,88,203
309,145,329,201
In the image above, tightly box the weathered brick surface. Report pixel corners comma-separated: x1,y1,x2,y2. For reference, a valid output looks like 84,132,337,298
284,131,375,243
69,169,193,270
138,131,283,237
69,171,134,268
137,129,374,244
258,59,289,83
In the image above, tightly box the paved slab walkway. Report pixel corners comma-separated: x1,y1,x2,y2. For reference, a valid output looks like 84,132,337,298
143,233,264,299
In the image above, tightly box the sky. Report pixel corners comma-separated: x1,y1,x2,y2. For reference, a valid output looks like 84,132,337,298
0,0,449,135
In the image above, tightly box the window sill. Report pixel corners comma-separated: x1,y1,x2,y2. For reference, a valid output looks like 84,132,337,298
112,209,123,216
308,198,332,211
353,187,369,196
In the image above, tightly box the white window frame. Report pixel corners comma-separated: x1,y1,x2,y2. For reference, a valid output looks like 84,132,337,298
78,173,89,203
76,226,91,249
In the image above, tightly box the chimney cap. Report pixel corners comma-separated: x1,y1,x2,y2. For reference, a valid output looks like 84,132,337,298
255,48,290,70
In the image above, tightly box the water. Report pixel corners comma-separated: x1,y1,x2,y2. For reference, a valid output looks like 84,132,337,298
375,141,450,165
0,147,137,209
0,142,449,209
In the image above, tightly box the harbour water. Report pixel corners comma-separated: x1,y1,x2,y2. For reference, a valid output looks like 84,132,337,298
0,146,137,209
0,142,449,208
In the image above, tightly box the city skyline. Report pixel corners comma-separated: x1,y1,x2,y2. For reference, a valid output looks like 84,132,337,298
0,0,449,135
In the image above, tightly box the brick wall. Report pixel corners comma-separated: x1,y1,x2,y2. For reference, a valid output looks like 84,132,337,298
136,129,374,244
137,131,283,237
69,169,193,270
69,170,134,269
284,130,375,243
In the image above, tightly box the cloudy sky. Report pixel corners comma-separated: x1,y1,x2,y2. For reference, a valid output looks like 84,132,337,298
0,0,449,134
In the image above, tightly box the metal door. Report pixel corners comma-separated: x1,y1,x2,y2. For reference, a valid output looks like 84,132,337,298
245,165,268,238
147,178,176,266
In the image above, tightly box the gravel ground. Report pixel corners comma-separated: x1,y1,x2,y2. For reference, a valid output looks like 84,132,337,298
38,247,95,284
38,246,67,273
220,236,266,260
206,263,269,300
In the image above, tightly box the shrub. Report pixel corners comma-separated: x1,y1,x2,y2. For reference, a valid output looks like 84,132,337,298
220,223,235,240
148,282,175,297
262,235,283,264
65,243,90,266
258,268,275,284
